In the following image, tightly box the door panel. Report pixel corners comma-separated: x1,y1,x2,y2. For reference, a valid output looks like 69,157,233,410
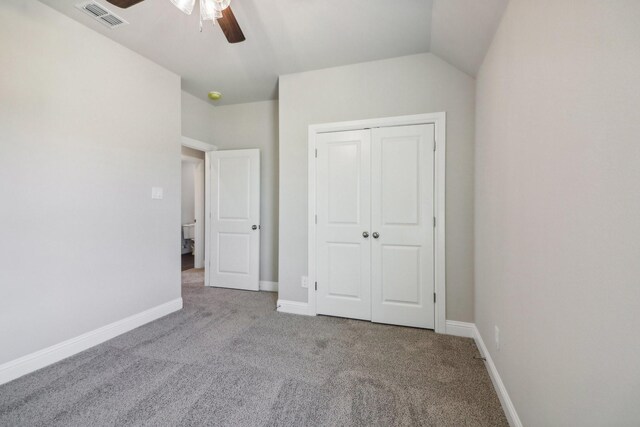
327,243,362,298
209,149,260,291
327,143,361,224
316,130,371,320
381,138,420,225
218,157,251,220
217,233,250,274
381,245,421,304
371,125,435,328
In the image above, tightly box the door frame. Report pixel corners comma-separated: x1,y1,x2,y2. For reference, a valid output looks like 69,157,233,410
307,113,447,333
181,155,205,268
181,136,217,285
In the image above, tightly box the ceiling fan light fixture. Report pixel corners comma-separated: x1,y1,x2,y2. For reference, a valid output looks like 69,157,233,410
164,0,243,43
169,0,195,15
212,0,231,12
200,0,216,21
198,0,228,28
106,0,245,43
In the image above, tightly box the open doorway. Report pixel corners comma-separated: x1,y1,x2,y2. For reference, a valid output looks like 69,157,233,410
181,152,203,271
181,137,217,276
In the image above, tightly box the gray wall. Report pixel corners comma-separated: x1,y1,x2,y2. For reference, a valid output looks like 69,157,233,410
0,0,181,365
475,0,640,424
181,91,216,145
278,53,476,322
209,101,280,283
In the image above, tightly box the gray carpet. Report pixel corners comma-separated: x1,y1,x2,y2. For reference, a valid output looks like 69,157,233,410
0,269,507,426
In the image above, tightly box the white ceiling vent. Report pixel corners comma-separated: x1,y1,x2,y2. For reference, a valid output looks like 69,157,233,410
75,1,128,29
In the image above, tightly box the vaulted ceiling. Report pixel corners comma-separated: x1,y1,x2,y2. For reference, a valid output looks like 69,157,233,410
39,0,508,105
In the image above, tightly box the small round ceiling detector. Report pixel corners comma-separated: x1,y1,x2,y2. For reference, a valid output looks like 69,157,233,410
208,91,222,101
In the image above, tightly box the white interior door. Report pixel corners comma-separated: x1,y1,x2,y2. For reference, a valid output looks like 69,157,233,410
371,125,435,328
316,130,371,320
209,149,260,291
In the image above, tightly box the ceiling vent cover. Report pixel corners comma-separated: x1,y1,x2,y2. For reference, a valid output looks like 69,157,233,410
75,1,128,29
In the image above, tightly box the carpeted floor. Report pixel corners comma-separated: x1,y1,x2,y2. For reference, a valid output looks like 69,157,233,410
0,269,507,426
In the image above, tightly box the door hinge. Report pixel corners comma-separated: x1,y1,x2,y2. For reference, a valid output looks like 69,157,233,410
315,281,317,291
433,217,436,228
434,292,436,303
434,140,437,152
315,148,317,158
315,214,317,224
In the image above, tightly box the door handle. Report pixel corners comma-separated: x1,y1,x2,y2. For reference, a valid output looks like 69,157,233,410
372,232,380,239
252,225,258,230
362,231,369,238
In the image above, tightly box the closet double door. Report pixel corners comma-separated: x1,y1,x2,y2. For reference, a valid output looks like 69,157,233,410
315,124,435,329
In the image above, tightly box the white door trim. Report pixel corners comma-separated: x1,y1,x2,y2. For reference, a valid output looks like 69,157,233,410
182,136,218,152
307,113,447,333
181,136,216,284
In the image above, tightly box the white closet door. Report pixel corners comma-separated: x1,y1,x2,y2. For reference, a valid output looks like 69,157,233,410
316,130,371,320
209,149,260,291
371,125,435,328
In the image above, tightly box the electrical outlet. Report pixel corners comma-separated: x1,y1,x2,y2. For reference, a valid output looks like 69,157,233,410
495,326,500,351
301,276,308,288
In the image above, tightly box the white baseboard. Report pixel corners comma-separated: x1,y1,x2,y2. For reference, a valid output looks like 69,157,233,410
472,325,523,427
0,298,183,386
445,320,475,338
445,320,521,426
276,299,310,316
259,281,278,292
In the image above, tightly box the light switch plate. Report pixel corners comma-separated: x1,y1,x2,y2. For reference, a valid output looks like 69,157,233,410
151,187,163,200
301,276,308,288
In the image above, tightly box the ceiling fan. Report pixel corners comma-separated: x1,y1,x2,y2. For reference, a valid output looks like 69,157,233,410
105,0,246,43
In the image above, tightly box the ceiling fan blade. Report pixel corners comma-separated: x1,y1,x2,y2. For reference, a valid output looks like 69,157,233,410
217,6,246,44
104,0,145,8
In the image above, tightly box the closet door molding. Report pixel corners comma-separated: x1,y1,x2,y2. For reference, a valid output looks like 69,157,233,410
307,113,447,333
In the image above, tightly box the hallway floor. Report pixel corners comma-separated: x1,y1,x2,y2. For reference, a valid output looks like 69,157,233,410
181,253,194,271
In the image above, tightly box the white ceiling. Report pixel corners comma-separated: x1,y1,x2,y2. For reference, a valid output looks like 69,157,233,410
38,0,507,105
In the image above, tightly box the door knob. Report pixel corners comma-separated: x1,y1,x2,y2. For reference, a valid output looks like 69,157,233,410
252,225,258,230
372,232,380,239
362,231,369,238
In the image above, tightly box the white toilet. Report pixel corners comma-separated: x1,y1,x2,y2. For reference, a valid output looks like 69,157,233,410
182,223,195,254
182,223,195,240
